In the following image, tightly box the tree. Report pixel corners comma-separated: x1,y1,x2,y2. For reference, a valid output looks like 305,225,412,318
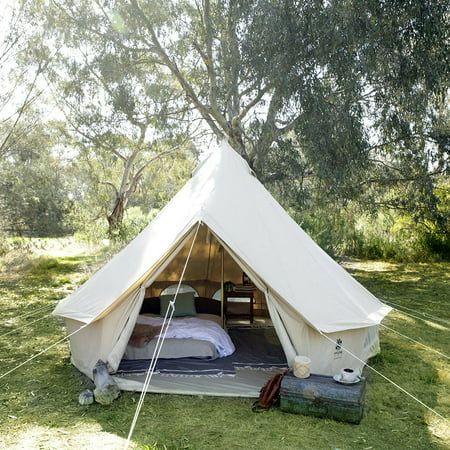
24,1,201,236
129,0,449,228
69,147,197,242
0,2,48,157
24,0,448,230
0,119,73,236
38,2,448,197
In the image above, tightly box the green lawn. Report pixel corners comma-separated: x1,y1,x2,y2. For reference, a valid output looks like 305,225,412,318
0,249,448,449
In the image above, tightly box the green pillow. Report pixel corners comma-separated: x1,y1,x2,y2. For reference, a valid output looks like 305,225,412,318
160,291,197,317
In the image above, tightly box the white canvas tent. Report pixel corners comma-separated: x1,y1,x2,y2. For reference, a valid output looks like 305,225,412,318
53,140,391,396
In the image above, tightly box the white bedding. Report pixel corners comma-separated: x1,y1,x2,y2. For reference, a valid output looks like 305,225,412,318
135,315,235,358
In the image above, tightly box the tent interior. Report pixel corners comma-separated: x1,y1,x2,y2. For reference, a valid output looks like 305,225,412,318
113,223,288,397
145,223,270,319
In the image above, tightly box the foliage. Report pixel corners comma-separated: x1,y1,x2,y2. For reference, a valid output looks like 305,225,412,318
60,1,449,210
0,0,446,258
73,206,159,244
293,204,450,261
245,0,448,185
294,179,449,262
21,1,201,235
70,149,196,243
0,246,448,448
116,206,160,242
0,2,47,157
21,0,449,215
0,120,73,237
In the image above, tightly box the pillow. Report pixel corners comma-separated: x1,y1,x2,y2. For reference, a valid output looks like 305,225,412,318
140,297,160,315
160,291,197,317
195,297,221,316
129,323,162,348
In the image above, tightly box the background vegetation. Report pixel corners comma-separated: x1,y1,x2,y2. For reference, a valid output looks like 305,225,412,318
0,0,448,261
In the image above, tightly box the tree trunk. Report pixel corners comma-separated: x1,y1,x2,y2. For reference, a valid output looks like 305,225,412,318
107,194,126,237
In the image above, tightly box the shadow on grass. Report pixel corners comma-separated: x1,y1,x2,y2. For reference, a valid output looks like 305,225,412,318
0,255,96,321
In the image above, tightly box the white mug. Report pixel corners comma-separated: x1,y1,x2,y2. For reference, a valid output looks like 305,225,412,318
341,367,358,382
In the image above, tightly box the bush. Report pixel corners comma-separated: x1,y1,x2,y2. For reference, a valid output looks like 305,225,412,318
73,217,109,245
114,207,160,242
290,204,448,262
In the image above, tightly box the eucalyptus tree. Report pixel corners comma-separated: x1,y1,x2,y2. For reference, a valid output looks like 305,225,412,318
49,51,195,235
48,3,447,184
26,0,448,225
23,1,201,237
129,0,449,230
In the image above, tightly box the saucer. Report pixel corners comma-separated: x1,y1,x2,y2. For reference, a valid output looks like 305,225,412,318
333,374,361,384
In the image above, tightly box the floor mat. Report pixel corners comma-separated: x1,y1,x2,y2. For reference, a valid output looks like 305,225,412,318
228,327,288,369
116,326,288,376
117,355,235,376
114,367,285,397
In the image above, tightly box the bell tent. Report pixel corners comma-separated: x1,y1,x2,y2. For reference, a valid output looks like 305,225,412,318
53,140,391,397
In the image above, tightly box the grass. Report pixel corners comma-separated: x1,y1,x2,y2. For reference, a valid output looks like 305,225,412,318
0,245,448,449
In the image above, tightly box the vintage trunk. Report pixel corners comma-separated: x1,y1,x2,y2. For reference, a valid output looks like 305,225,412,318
280,373,366,424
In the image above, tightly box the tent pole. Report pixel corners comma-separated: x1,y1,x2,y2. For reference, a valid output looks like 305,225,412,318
221,245,225,328
205,228,212,297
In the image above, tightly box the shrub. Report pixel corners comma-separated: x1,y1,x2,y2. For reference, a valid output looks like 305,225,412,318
290,204,448,262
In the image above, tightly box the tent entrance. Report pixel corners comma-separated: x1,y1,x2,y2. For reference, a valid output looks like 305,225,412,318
116,224,288,396
144,224,271,322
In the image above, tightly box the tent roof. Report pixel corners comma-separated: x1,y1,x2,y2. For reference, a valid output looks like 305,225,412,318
53,141,390,332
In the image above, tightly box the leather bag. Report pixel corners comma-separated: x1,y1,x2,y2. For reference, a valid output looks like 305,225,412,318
252,370,288,412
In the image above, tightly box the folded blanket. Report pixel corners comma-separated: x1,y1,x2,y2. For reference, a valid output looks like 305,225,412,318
129,323,162,348
136,315,235,358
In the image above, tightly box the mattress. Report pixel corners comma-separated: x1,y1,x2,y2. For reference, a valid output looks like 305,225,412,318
123,338,218,360
124,313,225,360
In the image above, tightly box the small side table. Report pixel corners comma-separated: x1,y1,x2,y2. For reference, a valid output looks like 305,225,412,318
224,291,254,323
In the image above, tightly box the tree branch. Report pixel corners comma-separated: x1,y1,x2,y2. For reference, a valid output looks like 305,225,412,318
202,0,219,113
237,84,271,122
99,181,119,197
129,0,227,139
0,63,44,155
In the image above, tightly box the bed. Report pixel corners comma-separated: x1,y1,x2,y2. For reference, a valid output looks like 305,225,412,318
124,296,233,361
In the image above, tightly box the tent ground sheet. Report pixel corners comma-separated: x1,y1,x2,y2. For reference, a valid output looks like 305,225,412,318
113,367,285,397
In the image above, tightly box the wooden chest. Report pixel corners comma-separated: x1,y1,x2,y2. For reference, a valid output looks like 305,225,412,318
280,373,366,424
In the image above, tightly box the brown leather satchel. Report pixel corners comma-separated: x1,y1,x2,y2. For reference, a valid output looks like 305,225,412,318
252,370,287,412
